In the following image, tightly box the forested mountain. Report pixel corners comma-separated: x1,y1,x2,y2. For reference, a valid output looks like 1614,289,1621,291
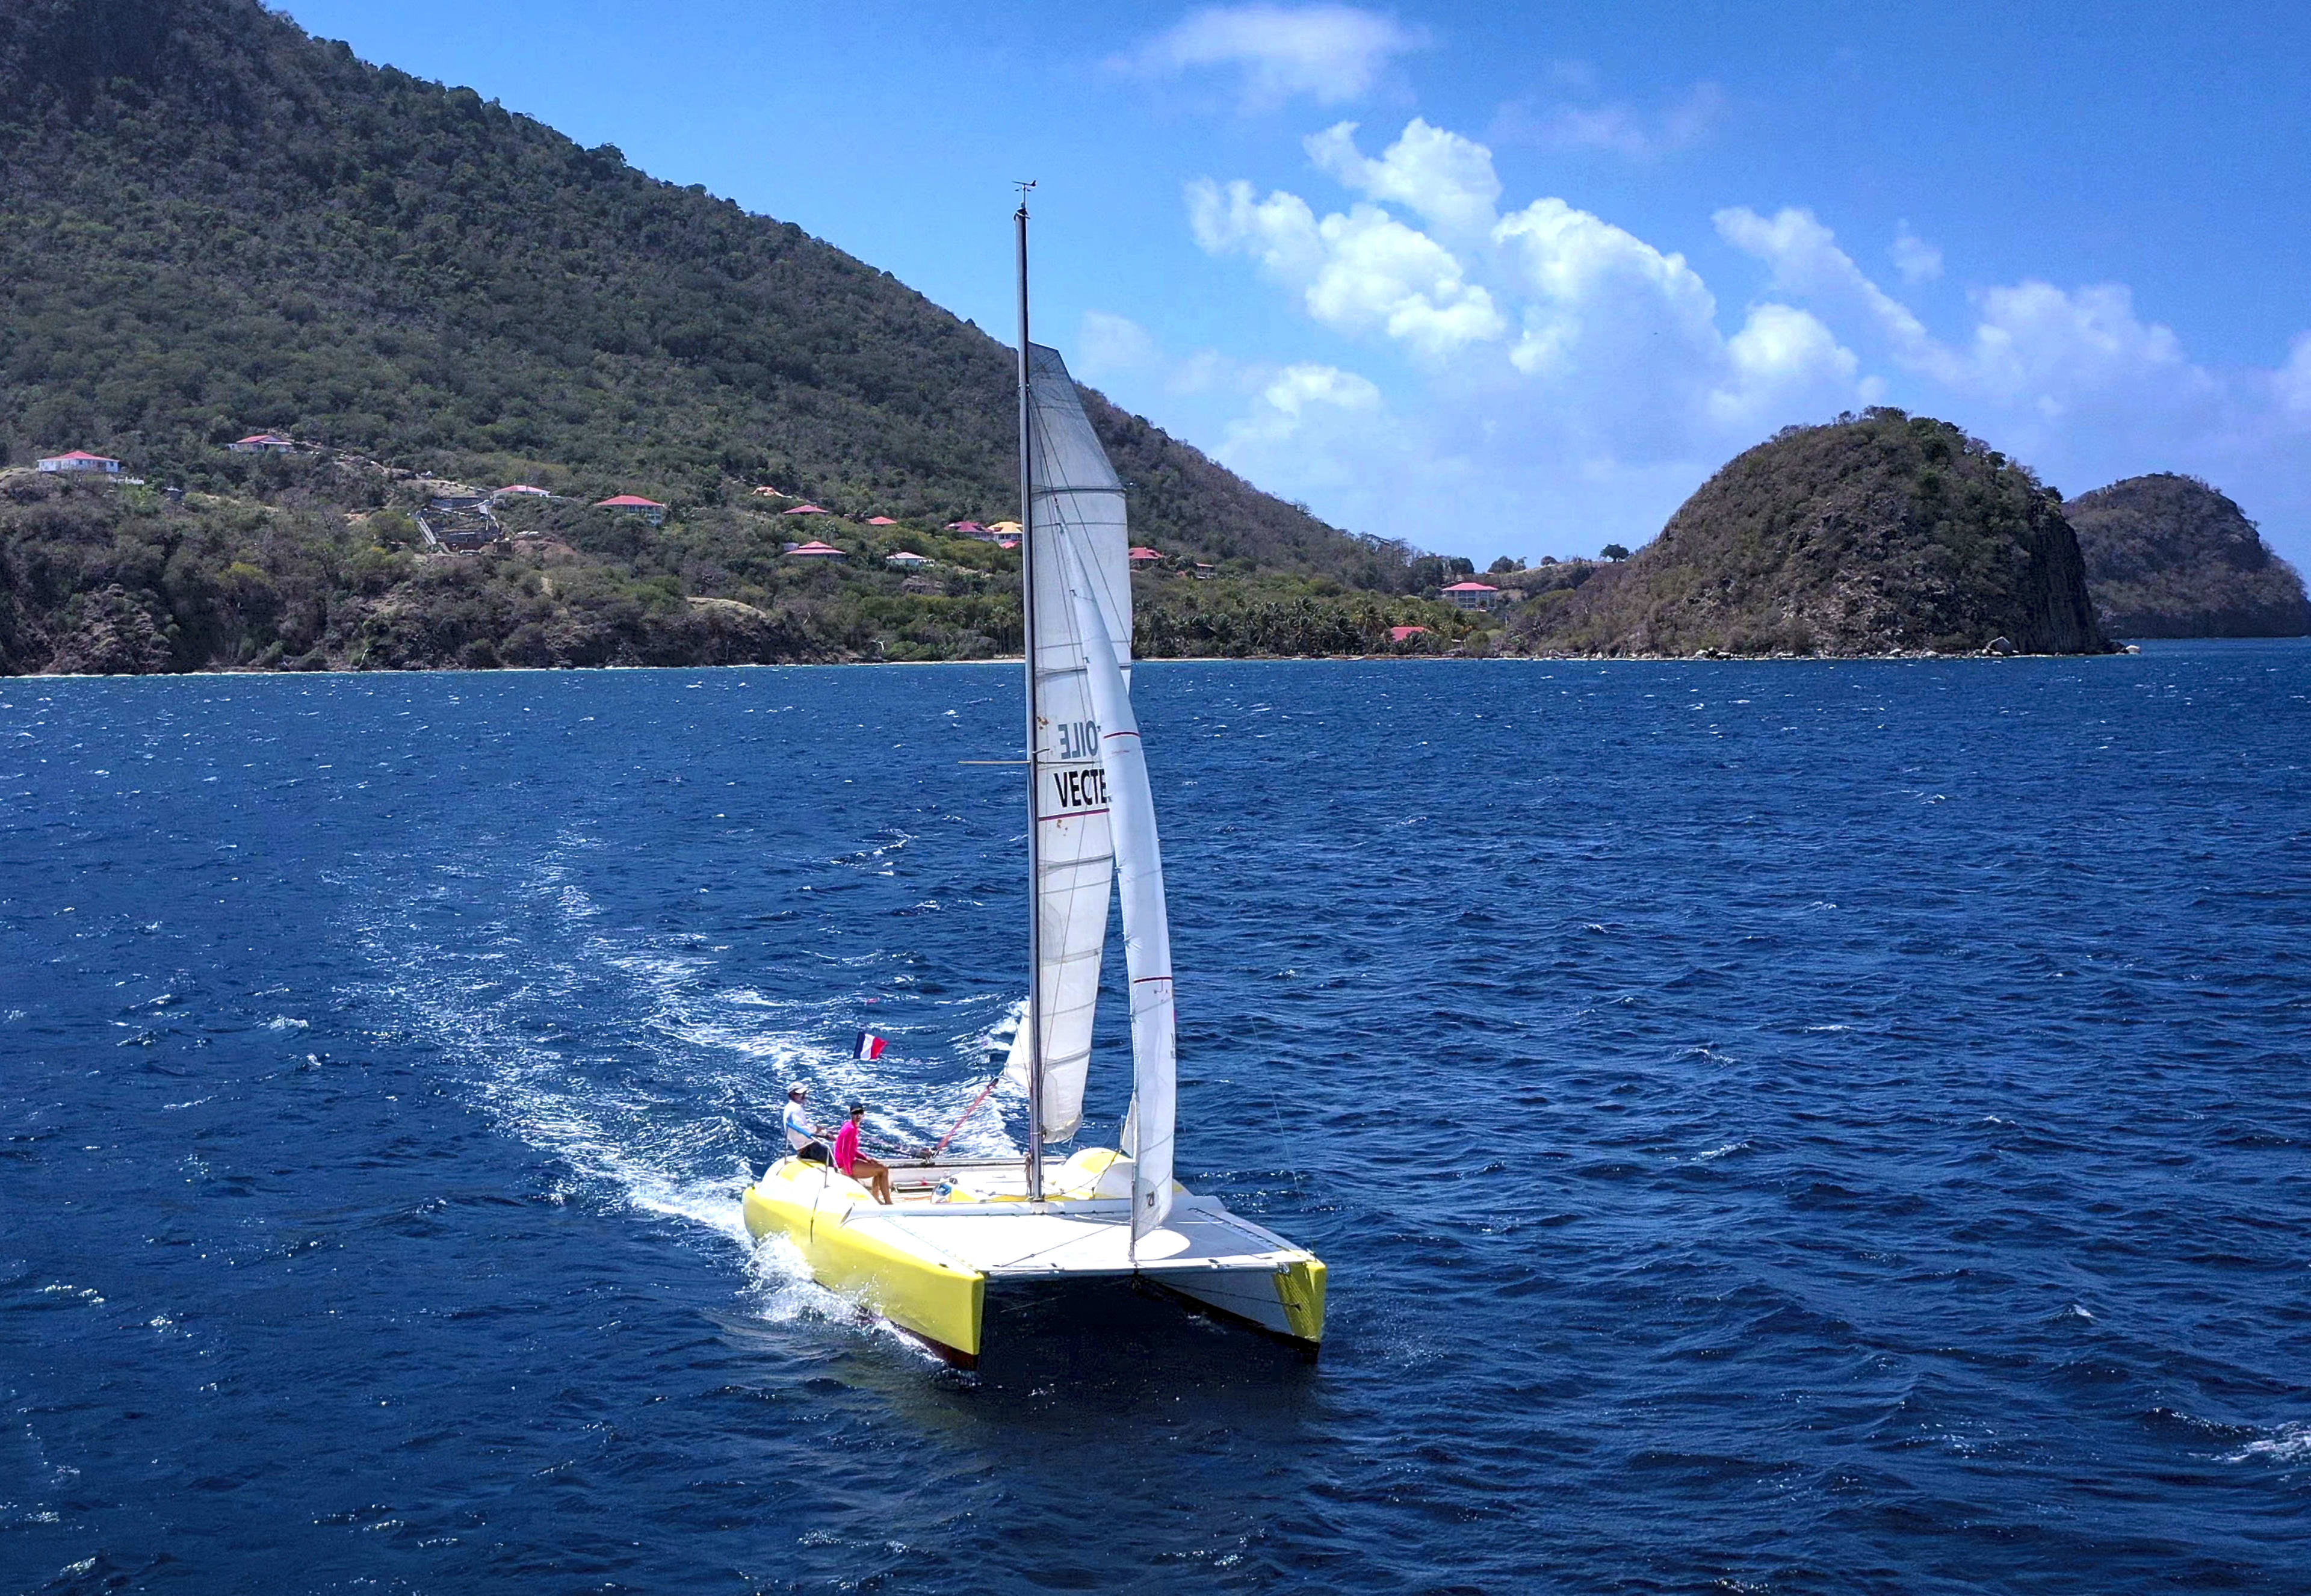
1512,410,2111,657
0,0,1404,581
2065,474,2310,638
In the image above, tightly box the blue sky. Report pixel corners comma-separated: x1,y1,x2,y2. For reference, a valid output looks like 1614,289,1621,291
280,1,2311,566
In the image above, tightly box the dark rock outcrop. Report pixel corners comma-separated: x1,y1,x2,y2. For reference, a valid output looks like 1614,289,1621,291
2065,474,2310,638
1515,410,2111,657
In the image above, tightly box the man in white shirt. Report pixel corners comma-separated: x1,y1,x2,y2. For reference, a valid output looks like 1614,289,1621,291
783,1084,831,1165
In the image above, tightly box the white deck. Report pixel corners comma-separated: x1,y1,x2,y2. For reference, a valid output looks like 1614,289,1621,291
841,1192,1308,1279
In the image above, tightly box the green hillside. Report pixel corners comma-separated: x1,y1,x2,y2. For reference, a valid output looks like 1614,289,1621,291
2065,474,2310,638
1512,410,2111,657
0,0,1473,673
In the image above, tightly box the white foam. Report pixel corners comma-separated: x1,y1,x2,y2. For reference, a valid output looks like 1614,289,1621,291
2225,1422,2311,1464
339,832,1024,1286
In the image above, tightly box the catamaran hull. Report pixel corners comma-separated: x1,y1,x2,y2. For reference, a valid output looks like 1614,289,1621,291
741,1156,1323,1364
743,1174,987,1364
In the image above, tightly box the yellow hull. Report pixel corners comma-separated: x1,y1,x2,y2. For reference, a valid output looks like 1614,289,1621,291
743,1161,986,1362
741,1154,1325,1361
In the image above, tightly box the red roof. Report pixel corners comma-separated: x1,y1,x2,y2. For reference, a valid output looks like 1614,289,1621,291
1441,581,1500,593
1127,546,1162,560
946,521,982,531
997,539,1019,551
785,540,844,556
865,516,897,526
235,433,292,445
595,494,664,508
45,450,117,463
1388,625,1428,641
783,504,831,515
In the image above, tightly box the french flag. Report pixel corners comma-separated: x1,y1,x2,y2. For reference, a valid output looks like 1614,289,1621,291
852,1030,888,1062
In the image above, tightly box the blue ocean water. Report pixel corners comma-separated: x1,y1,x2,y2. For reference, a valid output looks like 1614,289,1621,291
4,644,2307,1594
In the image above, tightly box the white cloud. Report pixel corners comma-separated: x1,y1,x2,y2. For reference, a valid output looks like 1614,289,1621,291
1535,82,1727,158
1187,177,1505,358
1076,310,1163,380
1715,205,1950,376
1964,281,2204,416
1304,117,1500,240
1890,224,1943,285
1124,4,1426,108
1490,81,1726,159
2277,333,2311,421
1164,116,2311,566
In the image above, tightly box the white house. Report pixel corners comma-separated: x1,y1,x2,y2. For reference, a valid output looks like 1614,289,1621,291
227,433,297,454
1440,581,1503,611
37,451,121,474
884,550,932,568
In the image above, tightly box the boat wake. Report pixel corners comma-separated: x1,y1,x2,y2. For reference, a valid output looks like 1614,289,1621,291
335,833,1023,1264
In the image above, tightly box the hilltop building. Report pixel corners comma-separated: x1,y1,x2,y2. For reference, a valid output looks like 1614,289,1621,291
37,450,120,474
1440,581,1503,611
593,494,665,526
785,540,846,560
885,550,931,568
228,433,297,454
1128,546,1162,568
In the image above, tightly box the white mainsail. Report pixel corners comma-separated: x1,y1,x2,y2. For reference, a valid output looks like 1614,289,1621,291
1001,343,1131,1141
1062,536,1177,1240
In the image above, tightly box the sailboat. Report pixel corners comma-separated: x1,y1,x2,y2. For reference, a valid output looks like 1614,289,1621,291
738,197,1326,1368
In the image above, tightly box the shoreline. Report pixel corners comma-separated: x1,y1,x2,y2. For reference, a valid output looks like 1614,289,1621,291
4,645,2224,683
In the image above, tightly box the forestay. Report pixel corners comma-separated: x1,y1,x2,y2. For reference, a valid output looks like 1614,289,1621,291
1003,343,1131,1141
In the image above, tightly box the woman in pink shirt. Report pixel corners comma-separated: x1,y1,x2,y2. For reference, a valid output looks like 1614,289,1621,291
833,1101,894,1204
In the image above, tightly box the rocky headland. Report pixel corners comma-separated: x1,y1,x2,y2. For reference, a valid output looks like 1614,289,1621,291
2065,474,2310,639
1510,410,2112,658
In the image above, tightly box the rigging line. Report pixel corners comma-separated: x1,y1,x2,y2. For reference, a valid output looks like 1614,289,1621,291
932,1068,1009,1156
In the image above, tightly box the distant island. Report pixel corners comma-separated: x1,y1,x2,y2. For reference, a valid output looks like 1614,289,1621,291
2066,474,2310,639
1503,410,2111,657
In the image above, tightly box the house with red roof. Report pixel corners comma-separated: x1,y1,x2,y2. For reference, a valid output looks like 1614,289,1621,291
1127,546,1163,568
37,450,121,475
1440,580,1503,611
785,540,846,560
782,504,831,516
884,550,931,568
593,493,665,526
493,483,553,498
1388,625,1429,643
866,516,898,526
227,432,297,454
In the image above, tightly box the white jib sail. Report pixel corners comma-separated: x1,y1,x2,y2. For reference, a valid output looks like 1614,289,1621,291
1001,344,1132,1142
1061,533,1177,1240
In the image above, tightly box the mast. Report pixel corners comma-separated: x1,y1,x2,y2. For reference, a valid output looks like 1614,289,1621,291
1015,184,1044,1203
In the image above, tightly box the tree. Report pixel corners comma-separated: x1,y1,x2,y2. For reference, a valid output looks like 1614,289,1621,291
1600,543,1630,561
1487,555,1524,574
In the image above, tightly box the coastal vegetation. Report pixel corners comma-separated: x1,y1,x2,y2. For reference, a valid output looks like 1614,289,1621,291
0,0,1422,589
0,468,1482,672
2065,474,2310,638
